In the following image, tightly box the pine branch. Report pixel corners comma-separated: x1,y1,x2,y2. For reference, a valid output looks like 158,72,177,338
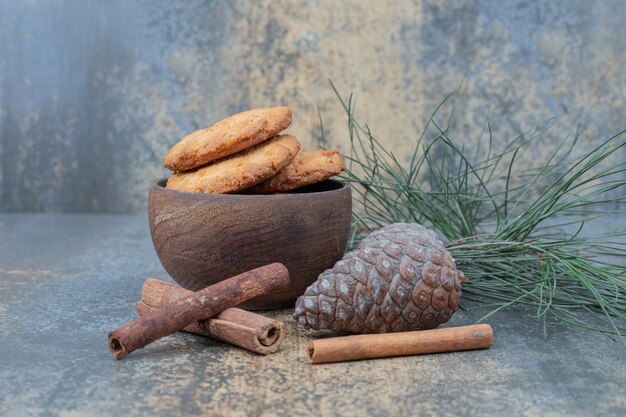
326,81,626,341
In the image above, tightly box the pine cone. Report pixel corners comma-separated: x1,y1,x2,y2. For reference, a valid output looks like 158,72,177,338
294,223,463,333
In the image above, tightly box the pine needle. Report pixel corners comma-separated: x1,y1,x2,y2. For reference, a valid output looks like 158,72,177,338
326,81,626,342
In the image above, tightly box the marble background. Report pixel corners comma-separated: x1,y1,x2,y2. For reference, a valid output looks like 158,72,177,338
1,0,625,212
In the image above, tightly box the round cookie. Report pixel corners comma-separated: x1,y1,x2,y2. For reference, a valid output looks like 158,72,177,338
249,149,344,194
163,106,292,172
166,134,301,194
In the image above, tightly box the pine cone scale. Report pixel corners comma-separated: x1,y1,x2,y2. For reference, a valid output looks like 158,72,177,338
295,223,464,334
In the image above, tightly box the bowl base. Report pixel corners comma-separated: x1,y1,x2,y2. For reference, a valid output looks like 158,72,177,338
239,299,296,311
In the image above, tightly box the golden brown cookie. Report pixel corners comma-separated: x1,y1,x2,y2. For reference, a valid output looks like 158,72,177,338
248,149,344,193
166,134,301,194
163,106,292,172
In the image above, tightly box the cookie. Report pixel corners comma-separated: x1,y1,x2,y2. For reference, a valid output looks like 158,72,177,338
248,149,344,193
163,106,292,172
166,134,301,194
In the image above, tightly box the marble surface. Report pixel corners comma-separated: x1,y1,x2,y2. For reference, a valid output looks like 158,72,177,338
1,0,625,212
0,213,624,417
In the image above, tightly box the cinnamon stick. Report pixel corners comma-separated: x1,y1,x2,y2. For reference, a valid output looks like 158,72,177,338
108,263,290,360
307,324,493,364
136,278,285,354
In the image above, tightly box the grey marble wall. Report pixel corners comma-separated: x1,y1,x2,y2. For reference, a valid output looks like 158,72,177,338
1,0,625,212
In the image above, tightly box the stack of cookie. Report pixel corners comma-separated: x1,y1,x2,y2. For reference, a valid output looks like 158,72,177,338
163,107,344,194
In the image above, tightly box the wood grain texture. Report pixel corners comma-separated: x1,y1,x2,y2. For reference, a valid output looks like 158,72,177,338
148,179,352,309
108,263,290,359
308,324,493,364
137,278,285,354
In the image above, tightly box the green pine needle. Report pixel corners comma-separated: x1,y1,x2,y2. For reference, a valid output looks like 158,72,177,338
326,81,626,342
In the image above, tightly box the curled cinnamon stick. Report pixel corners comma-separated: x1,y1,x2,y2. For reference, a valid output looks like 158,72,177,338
136,279,285,354
307,324,493,364
108,263,290,360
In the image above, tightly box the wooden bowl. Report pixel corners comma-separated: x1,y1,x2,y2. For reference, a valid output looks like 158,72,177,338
148,178,352,310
